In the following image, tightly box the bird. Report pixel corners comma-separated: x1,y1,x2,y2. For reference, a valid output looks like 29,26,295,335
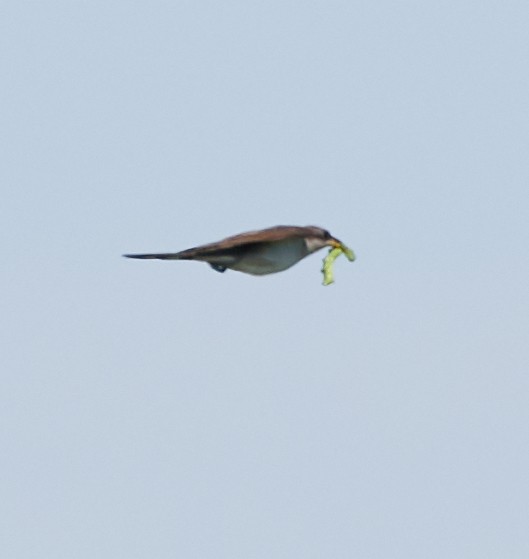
123,225,345,276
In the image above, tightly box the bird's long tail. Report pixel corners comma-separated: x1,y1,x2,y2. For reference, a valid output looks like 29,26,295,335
123,252,188,260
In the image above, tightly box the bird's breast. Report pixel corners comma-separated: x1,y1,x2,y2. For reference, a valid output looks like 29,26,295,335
230,239,309,275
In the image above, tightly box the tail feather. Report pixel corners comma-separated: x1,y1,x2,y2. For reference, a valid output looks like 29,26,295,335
123,252,185,260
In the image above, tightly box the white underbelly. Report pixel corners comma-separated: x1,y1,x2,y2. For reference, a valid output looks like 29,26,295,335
231,239,309,275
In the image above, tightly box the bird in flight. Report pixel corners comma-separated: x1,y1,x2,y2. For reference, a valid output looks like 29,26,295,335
123,225,348,277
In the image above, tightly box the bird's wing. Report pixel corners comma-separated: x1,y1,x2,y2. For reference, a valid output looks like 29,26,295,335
212,225,312,247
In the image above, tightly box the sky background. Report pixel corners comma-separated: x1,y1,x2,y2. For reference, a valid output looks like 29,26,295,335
2,1,529,558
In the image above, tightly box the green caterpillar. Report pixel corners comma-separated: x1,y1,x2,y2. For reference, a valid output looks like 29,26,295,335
321,243,356,285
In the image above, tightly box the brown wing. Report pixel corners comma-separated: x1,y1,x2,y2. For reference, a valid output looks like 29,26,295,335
195,225,317,250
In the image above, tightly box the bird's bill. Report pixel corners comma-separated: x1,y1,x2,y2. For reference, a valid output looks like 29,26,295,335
327,237,356,261
328,237,343,248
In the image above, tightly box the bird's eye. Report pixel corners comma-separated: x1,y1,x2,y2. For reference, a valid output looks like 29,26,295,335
323,230,331,239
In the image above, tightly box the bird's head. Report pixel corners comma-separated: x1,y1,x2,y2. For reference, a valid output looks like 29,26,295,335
303,226,343,253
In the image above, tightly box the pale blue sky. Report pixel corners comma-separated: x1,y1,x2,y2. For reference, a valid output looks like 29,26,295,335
2,2,529,558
